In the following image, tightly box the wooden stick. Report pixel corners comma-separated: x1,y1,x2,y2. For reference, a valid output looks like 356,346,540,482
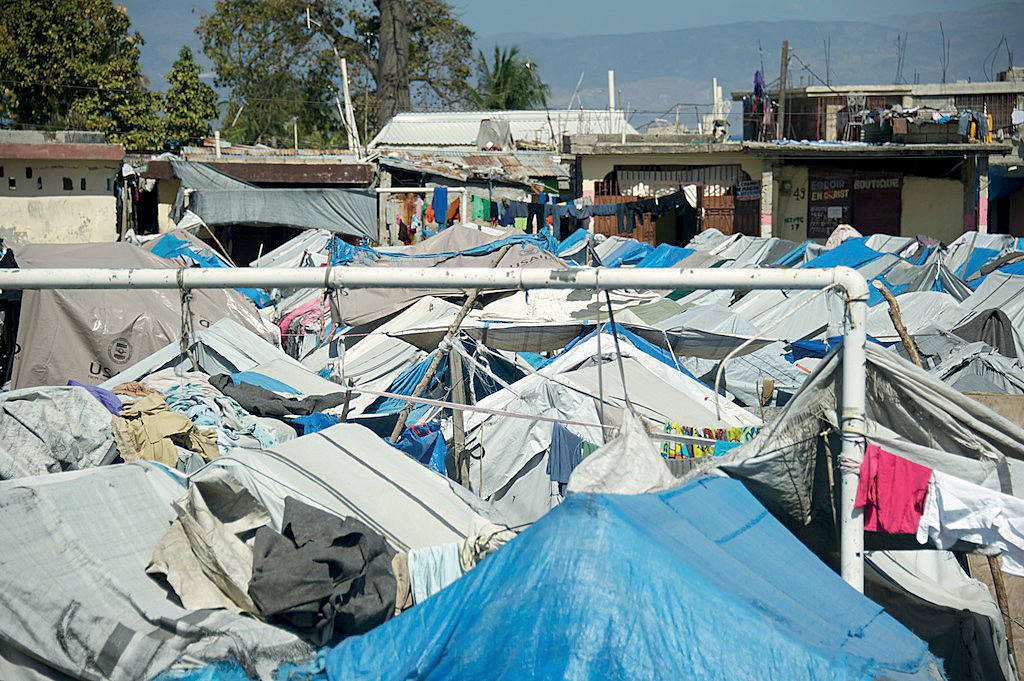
988,554,1022,681
873,281,923,368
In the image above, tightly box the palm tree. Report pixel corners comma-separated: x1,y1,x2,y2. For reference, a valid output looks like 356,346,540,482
472,46,550,110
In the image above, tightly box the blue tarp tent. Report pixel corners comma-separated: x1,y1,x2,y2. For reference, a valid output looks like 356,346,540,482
800,237,886,271
310,476,940,681
149,233,272,307
603,239,652,267
634,243,692,268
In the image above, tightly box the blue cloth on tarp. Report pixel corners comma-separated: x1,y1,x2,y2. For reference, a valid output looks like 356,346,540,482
547,423,583,495
152,660,254,681
958,247,1000,279
229,371,299,395
785,335,891,362
800,238,885,270
518,351,554,370
328,236,357,265
365,352,448,421
392,422,447,474
149,233,271,307
307,476,939,681
603,240,652,268
771,242,808,267
557,227,589,254
292,412,342,435
634,243,693,268
67,379,123,415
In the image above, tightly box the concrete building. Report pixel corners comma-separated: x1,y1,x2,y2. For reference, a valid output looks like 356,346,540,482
0,131,123,245
563,134,1010,245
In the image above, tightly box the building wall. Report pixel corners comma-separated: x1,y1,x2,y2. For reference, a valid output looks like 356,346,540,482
1008,187,1024,237
156,178,180,233
773,165,809,241
900,176,962,243
577,152,763,196
771,167,962,242
0,159,118,244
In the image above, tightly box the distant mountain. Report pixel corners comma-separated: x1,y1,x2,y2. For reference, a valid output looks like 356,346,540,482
480,2,1024,130
131,1,1024,132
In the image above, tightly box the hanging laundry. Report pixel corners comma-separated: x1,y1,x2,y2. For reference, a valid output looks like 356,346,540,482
917,469,1024,577
854,444,932,534
660,424,759,459
547,422,585,495
407,542,462,605
431,187,448,227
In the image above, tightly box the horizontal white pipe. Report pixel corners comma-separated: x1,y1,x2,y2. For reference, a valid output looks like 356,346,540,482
0,261,870,591
0,266,866,294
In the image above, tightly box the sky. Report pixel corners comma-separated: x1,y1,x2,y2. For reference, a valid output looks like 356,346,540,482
123,0,1011,89
451,0,996,37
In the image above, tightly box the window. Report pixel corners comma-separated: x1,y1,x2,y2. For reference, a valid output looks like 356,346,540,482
36,177,42,190
25,167,32,179
0,166,4,177
62,177,72,191
8,177,15,190
80,177,87,191
106,178,111,192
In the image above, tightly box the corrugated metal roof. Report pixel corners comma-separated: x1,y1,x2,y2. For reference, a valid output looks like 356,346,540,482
369,110,637,150
375,149,567,186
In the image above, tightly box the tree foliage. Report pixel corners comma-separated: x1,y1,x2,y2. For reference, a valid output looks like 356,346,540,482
164,46,218,150
0,0,164,150
197,0,474,147
472,46,550,111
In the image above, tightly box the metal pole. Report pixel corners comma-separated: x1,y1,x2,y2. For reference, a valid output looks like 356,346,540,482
0,264,869,592
837,266,869,592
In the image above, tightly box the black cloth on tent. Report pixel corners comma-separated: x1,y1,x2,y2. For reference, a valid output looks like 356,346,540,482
209,374,348,418
248,497,396,646
952,309,1019,359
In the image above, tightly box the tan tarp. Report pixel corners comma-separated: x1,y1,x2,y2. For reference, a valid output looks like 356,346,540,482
9,243,277,388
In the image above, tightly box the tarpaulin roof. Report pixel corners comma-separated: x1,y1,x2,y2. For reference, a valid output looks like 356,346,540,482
313,477,941,681
800,237,887,270
9,243,277,389
169,160,376,240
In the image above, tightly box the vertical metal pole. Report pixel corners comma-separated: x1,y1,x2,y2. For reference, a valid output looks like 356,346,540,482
838,269,868,591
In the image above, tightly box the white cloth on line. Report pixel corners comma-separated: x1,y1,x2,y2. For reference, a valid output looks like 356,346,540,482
917,469,1024,576
407,542,463,605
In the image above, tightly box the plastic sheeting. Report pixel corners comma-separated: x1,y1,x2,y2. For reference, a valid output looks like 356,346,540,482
313,477,941,681
0,385,117,480
170,160,376,240
10,243,277,389
634,243,692,268
718,343,1024,524
199,423,498,551
0,462,313,681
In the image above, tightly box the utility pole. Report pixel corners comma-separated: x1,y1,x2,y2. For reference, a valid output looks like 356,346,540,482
777,40,789,140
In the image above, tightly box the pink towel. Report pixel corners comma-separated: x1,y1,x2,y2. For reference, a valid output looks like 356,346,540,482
854,444,932,534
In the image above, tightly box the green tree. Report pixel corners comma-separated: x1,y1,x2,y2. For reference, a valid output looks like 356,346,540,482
472,46,550,110
0,0,164,150
164,46,218,150
197,0,474,147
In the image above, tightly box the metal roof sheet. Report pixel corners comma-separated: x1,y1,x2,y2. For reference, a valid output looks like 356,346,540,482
369,110,637,149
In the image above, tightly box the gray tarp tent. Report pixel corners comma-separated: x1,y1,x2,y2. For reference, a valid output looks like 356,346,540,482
170,160,376,241
9,243,277,389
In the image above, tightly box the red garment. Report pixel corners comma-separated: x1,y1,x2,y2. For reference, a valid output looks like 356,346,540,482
854,444,932,533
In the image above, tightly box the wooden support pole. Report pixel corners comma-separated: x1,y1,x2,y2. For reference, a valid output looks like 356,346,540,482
989,554,1022,681
449,343,468,486
388,244,512,444
777,40,789,140
872,281,922,369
